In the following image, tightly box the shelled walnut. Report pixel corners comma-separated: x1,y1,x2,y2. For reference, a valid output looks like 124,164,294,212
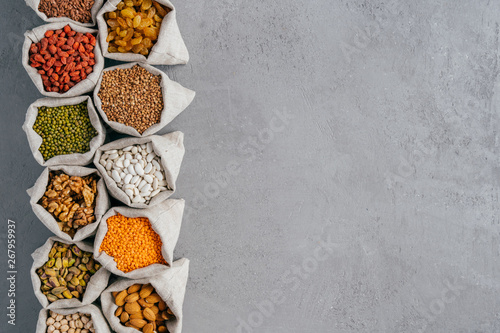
39,171,99,237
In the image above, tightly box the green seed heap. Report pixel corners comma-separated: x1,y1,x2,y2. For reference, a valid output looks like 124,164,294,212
33,102,98,161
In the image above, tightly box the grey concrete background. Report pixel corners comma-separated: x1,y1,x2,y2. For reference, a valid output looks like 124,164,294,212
1,0,500,332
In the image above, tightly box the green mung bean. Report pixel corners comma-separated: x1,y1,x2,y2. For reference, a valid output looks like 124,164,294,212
33,102,97,161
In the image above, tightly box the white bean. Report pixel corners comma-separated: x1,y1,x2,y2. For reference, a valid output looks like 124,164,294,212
144,163,153,174
152,160,161,171
154,171,164,181
144,175,153,183
135,163,144,176
123,159,130,168
124,174,133,184
138,180,147,190
141,184,151,193
127,165,136,175
112,170,121,183
108,153,119,160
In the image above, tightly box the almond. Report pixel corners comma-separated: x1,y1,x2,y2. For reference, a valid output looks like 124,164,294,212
143,323,154,333
124,301,141,314
143,308,156,322
161,311,170,320
125,322,140,329
125,292,140,303
158,326,168,333
158,300,166,311
130,319,147,328
130,312,145,320
145,293,162,304
128,284,141,294
139,284,154,299
115,306,123,317
138,299,154,308
120,311,129,323
150,305,159,314
115,289,128,306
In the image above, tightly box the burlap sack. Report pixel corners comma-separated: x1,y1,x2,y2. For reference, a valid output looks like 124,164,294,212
96,0,189,65
22,96,106,166
93,199,185,278
93,62,195,137
25,0,104,27
27,166,110,242
31,237,111,309
22,22,104,98
93,131,185,208
36,304,111,333
101,258,189,333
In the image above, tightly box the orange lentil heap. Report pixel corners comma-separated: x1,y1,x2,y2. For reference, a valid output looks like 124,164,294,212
99,213,167,272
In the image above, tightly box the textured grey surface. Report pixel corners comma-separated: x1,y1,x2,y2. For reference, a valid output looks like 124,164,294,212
1,0,500,332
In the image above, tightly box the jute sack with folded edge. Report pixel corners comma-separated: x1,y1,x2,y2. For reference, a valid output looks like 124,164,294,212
22,22,104,98
27,165,110,242
93,62,195,137
93,199,184,279
24,0,105,27
96,0,189,65
93,131,185,208
36,304,111,333
22,96,106,167
101,258,189,333
31,237,111,309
